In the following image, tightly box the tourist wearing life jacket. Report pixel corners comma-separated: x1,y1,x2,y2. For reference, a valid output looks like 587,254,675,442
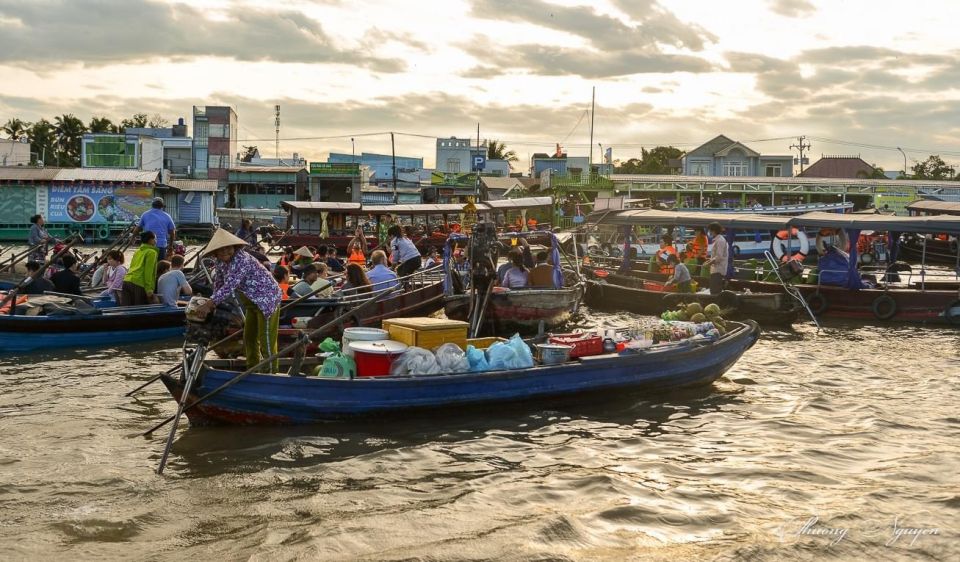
658,234,678,275
687,228,708,262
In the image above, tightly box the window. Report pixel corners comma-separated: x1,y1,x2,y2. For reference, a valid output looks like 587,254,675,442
208,154,228,169
447,158,460,173
194,122,208,147
209,124,228,138
723,161,748,176
194,148,208,171
765,164,782,177
690,161,710,176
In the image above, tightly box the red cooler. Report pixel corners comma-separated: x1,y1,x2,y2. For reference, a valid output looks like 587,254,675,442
349,341,409,377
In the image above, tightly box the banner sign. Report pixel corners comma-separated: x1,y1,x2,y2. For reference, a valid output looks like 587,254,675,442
431,171,477,187
47,184,152,223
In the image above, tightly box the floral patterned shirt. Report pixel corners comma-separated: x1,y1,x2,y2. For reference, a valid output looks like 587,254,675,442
211,249,281,316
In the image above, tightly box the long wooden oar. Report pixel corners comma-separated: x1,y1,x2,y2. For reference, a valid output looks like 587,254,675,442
125,275,351,397
78,222,138,282
0,235,82,310
125,364,183,397
141,287,391,438
0,242,46,272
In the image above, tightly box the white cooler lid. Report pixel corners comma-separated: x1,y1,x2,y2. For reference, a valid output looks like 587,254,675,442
349,340,408,354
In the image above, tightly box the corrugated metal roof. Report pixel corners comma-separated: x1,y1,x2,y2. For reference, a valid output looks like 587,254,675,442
364,203,473,214
480,176,524,190
0,167,60,181
168,179,220,192
907,200,960,215
54,168,161,182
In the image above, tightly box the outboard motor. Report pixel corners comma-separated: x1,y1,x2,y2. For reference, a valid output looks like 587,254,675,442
469,221,500,288
184,296,243,345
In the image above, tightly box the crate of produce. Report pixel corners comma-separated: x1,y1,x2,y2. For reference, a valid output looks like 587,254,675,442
467,337,507,350
548,333,603,358
382,317,468,350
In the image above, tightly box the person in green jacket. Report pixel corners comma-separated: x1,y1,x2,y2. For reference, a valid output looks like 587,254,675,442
120,231,159,306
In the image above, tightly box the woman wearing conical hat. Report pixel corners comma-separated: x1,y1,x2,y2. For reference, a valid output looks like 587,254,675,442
194,228,282,372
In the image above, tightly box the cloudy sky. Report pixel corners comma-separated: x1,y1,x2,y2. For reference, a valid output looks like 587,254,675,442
1,0,959,172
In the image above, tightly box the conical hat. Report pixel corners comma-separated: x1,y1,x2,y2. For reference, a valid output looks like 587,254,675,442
204,228,249,256
294,246,314,258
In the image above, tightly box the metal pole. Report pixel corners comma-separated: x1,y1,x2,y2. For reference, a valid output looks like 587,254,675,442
897,147,907,177
391,132,397,204
589,86,595,173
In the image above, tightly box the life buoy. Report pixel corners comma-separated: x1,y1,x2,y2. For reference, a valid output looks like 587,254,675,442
944,300,960,325
806,292,828,315
871,294,897,320
772,228,809,262
815,228,849,255
96,224,110,240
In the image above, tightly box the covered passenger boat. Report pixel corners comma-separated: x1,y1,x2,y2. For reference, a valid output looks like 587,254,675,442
160,320,759,424
899,200,960,265
588,208,960,325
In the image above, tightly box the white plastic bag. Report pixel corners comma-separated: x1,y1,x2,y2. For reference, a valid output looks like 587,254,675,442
435,343,470,373
390,347,441,376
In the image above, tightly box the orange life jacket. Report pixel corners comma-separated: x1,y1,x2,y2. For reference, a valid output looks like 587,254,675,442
658,244,678,274
348,249,366,265
279,282,290,300
688,234,708,260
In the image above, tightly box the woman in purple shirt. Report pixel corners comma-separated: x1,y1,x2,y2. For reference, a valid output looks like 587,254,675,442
195,229,282,372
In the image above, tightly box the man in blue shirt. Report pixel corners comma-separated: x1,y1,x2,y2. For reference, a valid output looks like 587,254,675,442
137,197,176,259
366,250,399,292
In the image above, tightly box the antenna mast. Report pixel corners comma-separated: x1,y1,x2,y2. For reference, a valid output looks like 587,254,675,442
274,105,281,160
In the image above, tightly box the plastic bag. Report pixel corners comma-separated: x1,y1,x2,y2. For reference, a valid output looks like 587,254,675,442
318,337,340,353
465,345,490,372
390,346,441,376
435,343,470,373
487,334,535,370
315,352,355,378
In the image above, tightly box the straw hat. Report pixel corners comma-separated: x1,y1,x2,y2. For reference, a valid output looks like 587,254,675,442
294,246,314,258
203,228,249,256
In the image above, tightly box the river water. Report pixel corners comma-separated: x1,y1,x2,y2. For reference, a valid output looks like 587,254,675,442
0,307,958,560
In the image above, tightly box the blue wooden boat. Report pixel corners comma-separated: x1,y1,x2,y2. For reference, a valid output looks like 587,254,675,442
160,320,759,424
0,299,185,353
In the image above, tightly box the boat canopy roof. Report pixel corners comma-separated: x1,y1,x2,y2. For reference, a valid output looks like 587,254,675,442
590,208,960,234
364,203,470,214
907,199,960,216
281,201,362,211
483,196,553,210
795,211,960,234
591,209,793,230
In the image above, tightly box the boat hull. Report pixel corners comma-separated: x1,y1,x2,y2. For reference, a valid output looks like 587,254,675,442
585,277,801,326
0,307,185,352
443,284,584,333
161,321,759,424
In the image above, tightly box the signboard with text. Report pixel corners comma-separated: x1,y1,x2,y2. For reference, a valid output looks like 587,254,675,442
47,184,152,223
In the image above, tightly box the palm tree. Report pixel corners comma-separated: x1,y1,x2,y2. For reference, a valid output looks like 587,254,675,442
28,119,56,166
88,116,117,134
54,114,87,167
3,118,30,140
485,139,518,168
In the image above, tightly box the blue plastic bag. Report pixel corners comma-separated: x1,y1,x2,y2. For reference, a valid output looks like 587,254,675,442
487,334,534,370
465,345,490,372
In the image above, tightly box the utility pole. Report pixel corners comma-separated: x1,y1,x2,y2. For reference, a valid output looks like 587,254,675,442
476,122,481,200
391,132,397,204
588,86,595,173
790,135,811,174
274,105,280,161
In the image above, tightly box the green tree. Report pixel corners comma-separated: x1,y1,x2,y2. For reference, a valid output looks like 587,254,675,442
485,139,518,166
865,165,887,179
54,113,87,167
88,116,118,134
637,146,684,174
120,113,148,131
911,155,955,180
614,157,643,174
28,119,56,166
3,117,30,140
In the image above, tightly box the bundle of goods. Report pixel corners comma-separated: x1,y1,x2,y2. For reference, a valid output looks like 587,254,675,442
659,302,730,334
391,333,535,375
